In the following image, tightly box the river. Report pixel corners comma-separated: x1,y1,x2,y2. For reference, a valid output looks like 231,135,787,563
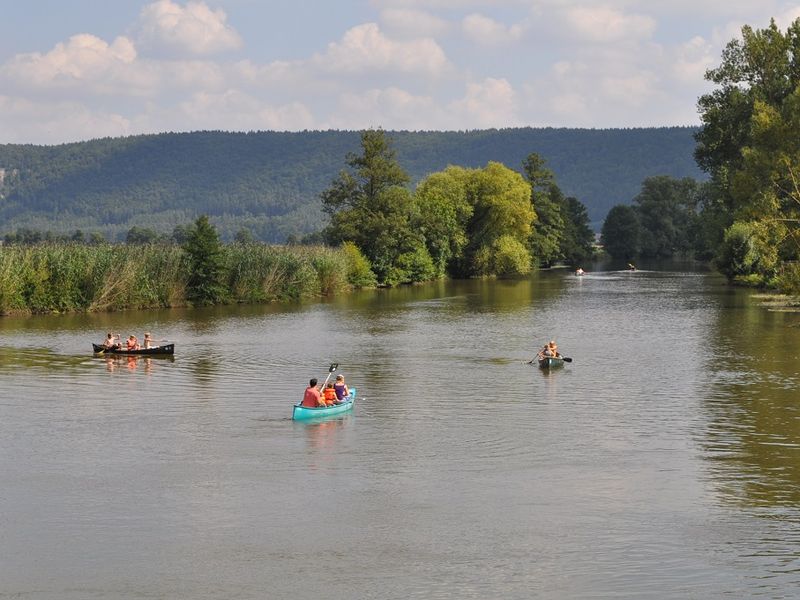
2,264,799,599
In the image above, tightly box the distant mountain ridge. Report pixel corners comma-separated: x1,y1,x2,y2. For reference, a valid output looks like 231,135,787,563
0,128,704,242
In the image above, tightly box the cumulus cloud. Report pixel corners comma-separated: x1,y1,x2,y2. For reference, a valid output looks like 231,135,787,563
562,6,656,43
671,35,715,85
0,94,131,144
178,90,314,130
329,87,442,130
380,8,451,37
462,13,525,45
135,0,243,57
314,23,449,76
447,77,520,128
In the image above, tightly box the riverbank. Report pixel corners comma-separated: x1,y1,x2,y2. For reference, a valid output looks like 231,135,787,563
0,242,375,315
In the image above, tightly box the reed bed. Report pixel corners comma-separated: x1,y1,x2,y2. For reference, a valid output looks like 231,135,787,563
0,242,363,315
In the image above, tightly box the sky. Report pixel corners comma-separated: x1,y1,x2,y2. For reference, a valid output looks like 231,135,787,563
1,0,800,145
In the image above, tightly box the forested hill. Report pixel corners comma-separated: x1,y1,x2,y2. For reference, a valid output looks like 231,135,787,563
0,127,703,242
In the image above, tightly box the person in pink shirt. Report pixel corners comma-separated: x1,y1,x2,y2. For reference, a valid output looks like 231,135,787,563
301,378,324,407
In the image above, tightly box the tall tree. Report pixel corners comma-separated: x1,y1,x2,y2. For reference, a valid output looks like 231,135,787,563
462,162,535,277
634,176,700,258
413,167,473,277
695,18,800,285
321,129,431,285
183,215,228,305
522,153,564,267
559,196,595,266
601,205,641,260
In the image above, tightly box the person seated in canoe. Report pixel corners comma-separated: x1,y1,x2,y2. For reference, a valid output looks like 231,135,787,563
334,374,349,403
126,335,140,351
301,378,325,408
539,340,560,359
103,332,120,349
323,382,339,406
576,267,585,276
143,332,153,349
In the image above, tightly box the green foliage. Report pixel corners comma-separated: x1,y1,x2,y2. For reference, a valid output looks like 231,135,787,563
474,235,532,278
322,129,428,285
560,196,595,266
523,153,564,267
696,18,800,282
634,176,700,258
413,167,472,277
461,162,534,277
182,215,229,305
0,241,355,314
601,205,641,260
716,220,780,283
341,242,377,288
126,226,161,244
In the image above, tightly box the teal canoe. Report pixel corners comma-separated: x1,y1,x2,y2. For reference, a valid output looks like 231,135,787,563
538,357,565,369
292,387,356,421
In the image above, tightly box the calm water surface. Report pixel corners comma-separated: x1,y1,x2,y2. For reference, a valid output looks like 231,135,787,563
2,265,800,599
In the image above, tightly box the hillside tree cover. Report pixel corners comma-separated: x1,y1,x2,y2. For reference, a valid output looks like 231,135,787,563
0,128,703,242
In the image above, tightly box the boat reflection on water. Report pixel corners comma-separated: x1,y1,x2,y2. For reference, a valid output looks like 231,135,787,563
103,354,174,373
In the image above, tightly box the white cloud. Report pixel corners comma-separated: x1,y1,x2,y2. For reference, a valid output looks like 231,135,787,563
178,90,314,130
2,34,137,89
328,87,442,130
136,0,243,57
562,6,656,43
314,23,449,76
0,95,131,143
671,35,715,85
447,77,520,128
462,13,525,45
380,8,451,37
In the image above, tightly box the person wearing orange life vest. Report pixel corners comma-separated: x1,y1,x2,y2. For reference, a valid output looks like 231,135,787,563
323,382,339,405
126,335,140,351
301,378,325,408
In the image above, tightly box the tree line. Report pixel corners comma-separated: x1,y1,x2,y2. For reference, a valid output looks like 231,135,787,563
599,17,800,295
318,129,595,285
0,128,702,243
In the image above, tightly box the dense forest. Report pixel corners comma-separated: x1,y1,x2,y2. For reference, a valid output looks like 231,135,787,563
0,127,703,242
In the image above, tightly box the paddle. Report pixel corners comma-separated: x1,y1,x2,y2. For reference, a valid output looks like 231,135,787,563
528,355,573,364
316,363,338,405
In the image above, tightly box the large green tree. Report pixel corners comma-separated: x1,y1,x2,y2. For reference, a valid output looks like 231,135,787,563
696,18,800,285
634,176,700,258
413,167,473,277
462,162,535,277
601,205,640,260
559,196,595,266
522,153,564,267
321,129,433,285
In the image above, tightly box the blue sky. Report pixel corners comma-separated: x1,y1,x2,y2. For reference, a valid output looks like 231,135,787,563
2,0,799,144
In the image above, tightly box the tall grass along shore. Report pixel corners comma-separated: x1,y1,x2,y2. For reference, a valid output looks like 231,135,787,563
0,243,373,315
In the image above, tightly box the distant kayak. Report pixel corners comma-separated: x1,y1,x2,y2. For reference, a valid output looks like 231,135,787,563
293,388,356,421
92,343,175,355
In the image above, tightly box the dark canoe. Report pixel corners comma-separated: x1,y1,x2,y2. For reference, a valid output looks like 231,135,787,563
538,356,564,369
92,343,175,356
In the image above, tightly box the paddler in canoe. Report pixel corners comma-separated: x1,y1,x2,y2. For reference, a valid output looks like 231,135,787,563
102,332,121,350
536,340,560,360
301,378,326,408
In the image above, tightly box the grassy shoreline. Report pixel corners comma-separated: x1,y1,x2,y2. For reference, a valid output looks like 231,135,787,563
0,243,370,315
